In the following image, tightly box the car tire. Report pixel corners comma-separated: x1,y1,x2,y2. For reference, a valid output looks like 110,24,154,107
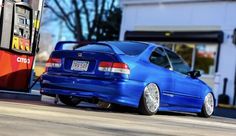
138,83,160,115
197,93,214,118
59,95,81,107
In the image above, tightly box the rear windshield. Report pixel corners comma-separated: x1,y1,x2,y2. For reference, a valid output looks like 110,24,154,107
75,42,148,55
75,44,114,53
112,42,149,55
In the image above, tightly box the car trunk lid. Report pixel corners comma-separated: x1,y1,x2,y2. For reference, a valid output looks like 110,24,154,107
46,50,130,79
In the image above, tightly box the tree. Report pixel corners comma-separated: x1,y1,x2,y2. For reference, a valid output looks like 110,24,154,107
97,7,121,41
45,0,121,41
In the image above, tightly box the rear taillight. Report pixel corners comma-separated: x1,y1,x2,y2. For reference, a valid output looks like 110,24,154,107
46,58,62,68
99,61,130,75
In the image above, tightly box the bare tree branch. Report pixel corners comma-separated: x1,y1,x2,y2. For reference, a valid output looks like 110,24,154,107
96,0,106,40
46,4,75,32
107,0,115,18
72,0,84,41
54,0,75,30
81,0,91,39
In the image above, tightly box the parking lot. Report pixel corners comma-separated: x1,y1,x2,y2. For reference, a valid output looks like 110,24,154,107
0,98,235,136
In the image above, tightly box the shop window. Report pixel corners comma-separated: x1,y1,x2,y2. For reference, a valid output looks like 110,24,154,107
159,42,218,75
195,44,217,75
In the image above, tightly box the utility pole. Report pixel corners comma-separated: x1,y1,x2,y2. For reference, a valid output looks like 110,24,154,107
234,64,236,105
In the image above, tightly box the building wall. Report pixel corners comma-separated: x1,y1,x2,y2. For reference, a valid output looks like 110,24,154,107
120,0,236,104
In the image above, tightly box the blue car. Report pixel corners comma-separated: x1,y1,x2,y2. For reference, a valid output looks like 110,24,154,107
40,41,215,117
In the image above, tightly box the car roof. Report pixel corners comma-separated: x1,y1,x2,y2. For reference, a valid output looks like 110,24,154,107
103,41,150,46
103,41,170,51
97,41,173,53
101,41,163,48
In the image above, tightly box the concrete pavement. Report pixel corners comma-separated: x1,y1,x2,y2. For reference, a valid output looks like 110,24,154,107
0,99,236,136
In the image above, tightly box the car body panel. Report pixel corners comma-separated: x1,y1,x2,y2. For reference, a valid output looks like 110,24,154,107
41,73,145,107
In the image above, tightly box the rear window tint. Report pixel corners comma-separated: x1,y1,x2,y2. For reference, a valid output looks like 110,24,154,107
112,42,149,55
75,44,114,53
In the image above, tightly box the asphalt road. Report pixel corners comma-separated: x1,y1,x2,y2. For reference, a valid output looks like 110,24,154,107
0,99,236,136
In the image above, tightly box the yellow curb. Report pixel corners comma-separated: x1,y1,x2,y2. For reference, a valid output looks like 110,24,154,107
218,104,236,110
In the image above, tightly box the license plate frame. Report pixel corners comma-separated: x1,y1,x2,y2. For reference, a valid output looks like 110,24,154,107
71,60,89,71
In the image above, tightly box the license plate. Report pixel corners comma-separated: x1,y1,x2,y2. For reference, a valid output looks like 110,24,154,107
71,60,89,71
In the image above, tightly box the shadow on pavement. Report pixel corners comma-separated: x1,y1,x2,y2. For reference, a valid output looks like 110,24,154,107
44,101,198,117
213,108,236,119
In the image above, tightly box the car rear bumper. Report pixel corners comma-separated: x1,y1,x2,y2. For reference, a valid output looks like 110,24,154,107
40,73,145,108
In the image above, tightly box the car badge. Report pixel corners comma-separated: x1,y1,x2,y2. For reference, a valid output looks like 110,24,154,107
78,53,83,57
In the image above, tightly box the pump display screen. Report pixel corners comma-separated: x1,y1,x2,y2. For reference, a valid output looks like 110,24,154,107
16,6,26,14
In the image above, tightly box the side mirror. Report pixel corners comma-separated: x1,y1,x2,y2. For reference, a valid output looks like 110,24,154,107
187,70,201,78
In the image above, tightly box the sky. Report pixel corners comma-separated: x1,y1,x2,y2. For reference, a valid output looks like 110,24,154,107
40,12,74,45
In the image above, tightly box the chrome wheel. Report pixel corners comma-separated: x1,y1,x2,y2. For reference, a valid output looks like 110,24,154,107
144,83,160,113
204,93,214,116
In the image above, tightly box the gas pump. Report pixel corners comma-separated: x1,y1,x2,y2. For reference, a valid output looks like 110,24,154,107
0,0,44,92
12,3,33,53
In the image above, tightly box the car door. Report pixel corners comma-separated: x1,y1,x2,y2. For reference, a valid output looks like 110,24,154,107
148,47,174,107
165,49,203,109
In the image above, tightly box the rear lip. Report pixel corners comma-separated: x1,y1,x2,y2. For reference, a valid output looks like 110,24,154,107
44,72,118,81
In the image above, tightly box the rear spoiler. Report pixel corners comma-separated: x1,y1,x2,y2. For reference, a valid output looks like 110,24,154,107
54,41,125,54
54,41,89,51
